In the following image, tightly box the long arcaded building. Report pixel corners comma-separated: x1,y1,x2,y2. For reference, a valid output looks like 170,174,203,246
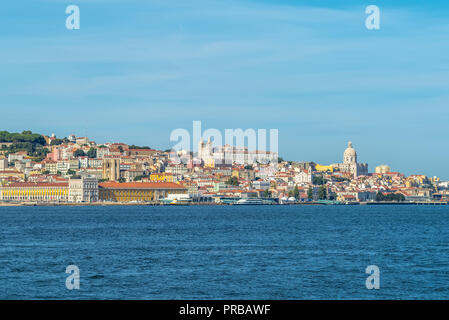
0,182,69,202
98,182,186,202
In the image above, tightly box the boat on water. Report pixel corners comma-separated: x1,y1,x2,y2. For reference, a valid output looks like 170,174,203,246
234,198,275,205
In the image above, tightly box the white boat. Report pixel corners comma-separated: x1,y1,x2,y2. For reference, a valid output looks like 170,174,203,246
235,198,273,205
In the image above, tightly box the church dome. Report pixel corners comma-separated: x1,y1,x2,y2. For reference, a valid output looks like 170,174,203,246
343,141,357,164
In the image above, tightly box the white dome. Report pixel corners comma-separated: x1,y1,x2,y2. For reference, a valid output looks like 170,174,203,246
343,141,357,164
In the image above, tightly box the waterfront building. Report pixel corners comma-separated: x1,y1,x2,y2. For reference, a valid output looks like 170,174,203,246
400,187,432,202
0,182,69,202
98,182,186,202
68,176,99,202
336,191,376,202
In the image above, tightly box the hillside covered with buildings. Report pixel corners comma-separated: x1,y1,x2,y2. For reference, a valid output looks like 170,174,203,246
0,130,448,205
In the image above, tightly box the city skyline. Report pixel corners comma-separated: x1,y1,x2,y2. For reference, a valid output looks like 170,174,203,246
1,128,441,180
1,0,449,179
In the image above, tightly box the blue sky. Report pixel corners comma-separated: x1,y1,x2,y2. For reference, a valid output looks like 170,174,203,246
1,0,449,178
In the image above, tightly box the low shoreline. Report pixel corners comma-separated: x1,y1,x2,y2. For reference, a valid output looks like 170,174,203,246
1,201,447,207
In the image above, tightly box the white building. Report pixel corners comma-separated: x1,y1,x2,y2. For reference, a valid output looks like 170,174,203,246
294,168,313,185
68,175,99,202
0,157,8,170
332,142,368,178
198,139,278,165
97,147,110,159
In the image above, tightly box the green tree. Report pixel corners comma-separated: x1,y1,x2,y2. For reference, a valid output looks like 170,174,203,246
375,192,385,201
318,185,327,200
264,189,272,197
312,175,327,185
292,185,299,199
226,176,239,186
134,175,149,181
87,148,97,158
328,192,337,200
73,149,86,157
307,187,313,201
129,145,151,149
67,169,76,175
50,139,64,146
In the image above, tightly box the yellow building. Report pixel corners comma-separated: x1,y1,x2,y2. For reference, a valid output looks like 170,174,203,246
406,175,429,188
0,182,69,202
99,182,186,202
315,164,334,172
149,173,174,183
204,159,215,168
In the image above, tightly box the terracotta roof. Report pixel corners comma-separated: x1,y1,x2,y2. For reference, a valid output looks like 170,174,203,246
5,182,68,188
99,182,185,190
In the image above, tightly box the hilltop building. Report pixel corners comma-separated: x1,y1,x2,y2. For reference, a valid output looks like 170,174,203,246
375,165,391,174
332,142,368,177
102,157,120,181
197,138,278,166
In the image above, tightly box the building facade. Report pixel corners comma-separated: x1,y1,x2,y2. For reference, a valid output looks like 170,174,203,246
0,182,69,202
102,158,121,181
68,176,99,202
197,138,278,166
332,142,368,178
98,182,186,202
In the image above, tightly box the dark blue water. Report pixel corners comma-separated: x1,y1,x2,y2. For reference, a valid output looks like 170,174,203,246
1,205,449,299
